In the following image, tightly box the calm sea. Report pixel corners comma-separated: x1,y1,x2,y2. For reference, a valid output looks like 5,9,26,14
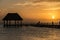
0,24,60,40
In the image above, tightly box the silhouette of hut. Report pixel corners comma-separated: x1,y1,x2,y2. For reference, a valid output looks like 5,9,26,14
3,13,23,27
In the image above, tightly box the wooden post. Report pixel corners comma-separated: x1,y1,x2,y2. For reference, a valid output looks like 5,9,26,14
9,20,11,26
17,21,19,26
7,20,8,27
21,20,22,26
4,20,5,27
17,21,19,27
19,21,20,26
15,20,16,26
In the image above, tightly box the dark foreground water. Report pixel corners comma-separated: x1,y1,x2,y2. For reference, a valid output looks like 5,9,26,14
0,25,60,40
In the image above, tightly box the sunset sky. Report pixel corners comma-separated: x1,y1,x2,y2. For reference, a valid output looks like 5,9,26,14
0,0,60,23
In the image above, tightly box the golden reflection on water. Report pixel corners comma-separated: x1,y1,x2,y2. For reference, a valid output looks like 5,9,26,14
21,27,60,40
0,25,60,40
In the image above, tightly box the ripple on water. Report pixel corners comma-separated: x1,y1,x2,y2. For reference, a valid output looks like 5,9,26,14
0,26,60,40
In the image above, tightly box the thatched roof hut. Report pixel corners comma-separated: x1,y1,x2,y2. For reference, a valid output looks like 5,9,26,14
3,13,23,27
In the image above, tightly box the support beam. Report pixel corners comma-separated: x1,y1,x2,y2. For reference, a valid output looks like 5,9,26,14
16,21,19,27
7,20,8,27
4,20,5,27
15,20,16,26
9,20,11,26
17,21,19,26
21,20,22,26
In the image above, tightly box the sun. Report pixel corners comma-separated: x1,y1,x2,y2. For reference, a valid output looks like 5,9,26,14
52,16,55,19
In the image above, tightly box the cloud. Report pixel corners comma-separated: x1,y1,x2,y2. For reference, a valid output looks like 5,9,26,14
13,2,42,6
1,0,59,11
13,2,60,7
32,0,60,3
13,2,60,9
12,2,60,11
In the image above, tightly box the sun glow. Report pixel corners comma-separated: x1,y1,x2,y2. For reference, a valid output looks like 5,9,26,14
52,16,55,19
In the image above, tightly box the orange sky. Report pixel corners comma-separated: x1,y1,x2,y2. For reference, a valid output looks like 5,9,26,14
0,0,60,23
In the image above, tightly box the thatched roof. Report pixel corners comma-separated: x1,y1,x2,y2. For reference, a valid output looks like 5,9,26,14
3,13,23,20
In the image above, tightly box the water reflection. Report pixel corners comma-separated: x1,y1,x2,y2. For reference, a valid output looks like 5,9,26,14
0,26,60,40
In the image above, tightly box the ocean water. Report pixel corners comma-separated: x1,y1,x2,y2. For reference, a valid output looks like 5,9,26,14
0,25,60,40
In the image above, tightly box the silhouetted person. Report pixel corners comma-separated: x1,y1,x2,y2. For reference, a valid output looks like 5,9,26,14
52,21,54,25
59,21,60,25
37,21,40,25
